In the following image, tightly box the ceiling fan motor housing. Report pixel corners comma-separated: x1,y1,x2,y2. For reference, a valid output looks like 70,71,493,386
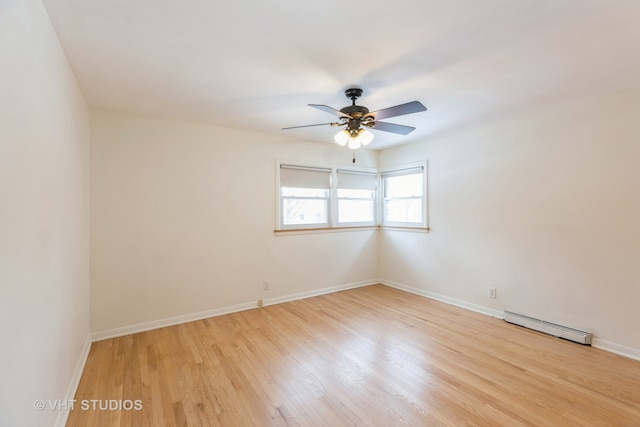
340,105,370,132
341,89,371,131
340,105,369,117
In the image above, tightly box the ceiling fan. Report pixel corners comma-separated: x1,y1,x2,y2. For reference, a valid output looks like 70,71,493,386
283,88,427,150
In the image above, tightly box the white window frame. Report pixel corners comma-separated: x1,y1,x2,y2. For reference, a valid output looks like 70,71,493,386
335,169,378,227
276,162,378,231
380,162,427,228
278,164,332,229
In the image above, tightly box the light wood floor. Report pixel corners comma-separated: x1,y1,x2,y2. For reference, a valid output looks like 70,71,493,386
67,285,640,426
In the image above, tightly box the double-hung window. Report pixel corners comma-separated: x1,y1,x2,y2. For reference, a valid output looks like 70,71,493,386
381,165,426,227
279,165,331,228
278,162,425,231
336,170,377,226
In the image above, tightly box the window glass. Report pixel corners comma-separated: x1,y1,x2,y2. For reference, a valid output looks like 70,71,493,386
336,171,376,225
282,198,328,225
382,169,424,225
280,165,331,227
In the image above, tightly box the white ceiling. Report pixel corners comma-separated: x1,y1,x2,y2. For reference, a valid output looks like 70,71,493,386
42,0,640,149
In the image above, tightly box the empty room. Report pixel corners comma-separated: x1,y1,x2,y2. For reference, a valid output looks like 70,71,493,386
2,0,640,426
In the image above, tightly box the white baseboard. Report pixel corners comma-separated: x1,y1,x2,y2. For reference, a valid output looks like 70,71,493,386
91,300,258,342
381,279,504,319
92,278,640,361
592,338,640,361
261,279,373,307
91,279,376,342
382,280,640,362
54,335,92,427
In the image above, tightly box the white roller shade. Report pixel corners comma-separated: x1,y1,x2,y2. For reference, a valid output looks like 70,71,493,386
381,166,423,178
280,165,331,189
336,170,377,190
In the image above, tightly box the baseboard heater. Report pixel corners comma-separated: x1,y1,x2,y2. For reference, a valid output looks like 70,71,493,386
503,311,592,345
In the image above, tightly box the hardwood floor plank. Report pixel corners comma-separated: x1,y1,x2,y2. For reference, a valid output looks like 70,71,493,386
67,285,640,426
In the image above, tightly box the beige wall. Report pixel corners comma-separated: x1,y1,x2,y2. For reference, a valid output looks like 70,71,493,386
0,0,90,425
379,88,640,353
90,111,379,332
3,7,639,425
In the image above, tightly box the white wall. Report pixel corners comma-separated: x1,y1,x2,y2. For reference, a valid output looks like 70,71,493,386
90,111,379,332
379,88,640,354
0,1,90,426
1,4,636,426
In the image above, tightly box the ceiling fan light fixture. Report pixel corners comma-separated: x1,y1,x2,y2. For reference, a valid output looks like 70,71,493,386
334,129,350,146
359,129,374,146
335,128,374,149
347,137,361,149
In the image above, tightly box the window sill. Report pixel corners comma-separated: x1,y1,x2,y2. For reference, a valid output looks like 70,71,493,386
380,225,430,233
274,226,378,236
274,225,429,236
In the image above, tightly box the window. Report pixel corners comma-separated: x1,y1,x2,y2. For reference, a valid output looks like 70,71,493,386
336,170,377,225
280,165,331,227
381,166,425,226
277,162,426,231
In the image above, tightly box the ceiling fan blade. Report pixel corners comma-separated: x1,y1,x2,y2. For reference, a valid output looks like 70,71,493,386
372,121,416,135
309,104,352,118
369,101,426,121
282,122,343,130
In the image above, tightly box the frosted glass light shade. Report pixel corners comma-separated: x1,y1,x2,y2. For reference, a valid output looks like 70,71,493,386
347,138,361,149
335,128,374,149
359,130,374,146
334,130,349,146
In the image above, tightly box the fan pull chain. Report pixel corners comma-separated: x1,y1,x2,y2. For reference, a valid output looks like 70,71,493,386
352,150,356,163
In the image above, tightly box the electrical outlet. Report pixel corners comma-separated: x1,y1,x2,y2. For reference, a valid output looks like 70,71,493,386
488,287,497,299
263,281,270,291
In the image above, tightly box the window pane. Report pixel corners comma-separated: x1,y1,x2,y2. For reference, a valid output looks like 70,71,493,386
338,199,374,223
282,187,329,197
384,199,422,223
282,199,328,225
384,173,422,198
